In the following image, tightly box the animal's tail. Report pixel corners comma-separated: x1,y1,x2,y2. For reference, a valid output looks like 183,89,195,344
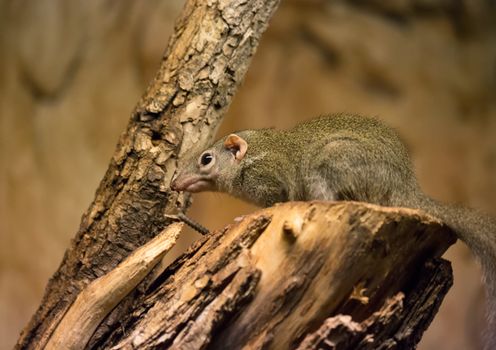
408,195,496,348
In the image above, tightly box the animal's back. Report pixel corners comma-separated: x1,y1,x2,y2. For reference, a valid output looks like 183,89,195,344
288,114,419,206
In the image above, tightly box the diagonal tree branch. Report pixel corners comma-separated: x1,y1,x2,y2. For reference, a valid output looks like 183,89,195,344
16,0,281,348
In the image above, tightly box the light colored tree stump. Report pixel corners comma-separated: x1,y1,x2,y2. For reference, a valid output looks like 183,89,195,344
96,201,455,349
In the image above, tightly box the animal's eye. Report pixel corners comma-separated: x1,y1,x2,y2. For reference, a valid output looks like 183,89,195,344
200,153,213,166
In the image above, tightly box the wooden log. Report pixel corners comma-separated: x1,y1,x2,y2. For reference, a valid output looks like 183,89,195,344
97,201,455,349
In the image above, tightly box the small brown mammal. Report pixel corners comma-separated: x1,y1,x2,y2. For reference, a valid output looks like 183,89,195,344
172,113,496,347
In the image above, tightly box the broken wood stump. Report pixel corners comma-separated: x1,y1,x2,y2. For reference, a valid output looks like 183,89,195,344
96,201,456,349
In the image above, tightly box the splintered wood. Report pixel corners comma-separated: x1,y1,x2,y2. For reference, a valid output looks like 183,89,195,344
45,223,183,350
99,201,455,349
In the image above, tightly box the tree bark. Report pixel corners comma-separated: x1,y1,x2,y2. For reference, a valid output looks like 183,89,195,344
16,0,281,348
94,201,456,349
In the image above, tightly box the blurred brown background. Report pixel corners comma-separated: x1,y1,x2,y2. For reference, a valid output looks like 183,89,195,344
1,0,495,349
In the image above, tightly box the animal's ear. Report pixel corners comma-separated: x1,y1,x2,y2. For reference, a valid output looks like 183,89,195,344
224,134,248,161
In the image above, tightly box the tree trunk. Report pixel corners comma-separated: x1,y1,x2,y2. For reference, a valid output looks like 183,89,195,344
16,0,457,349
16,0,281,348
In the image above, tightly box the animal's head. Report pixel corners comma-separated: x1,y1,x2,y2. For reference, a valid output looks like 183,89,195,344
171,133,248,193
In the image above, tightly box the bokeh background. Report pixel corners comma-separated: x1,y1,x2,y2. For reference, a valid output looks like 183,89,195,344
1,0,495,349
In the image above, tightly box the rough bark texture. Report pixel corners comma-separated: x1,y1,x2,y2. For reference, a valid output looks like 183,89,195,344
15,0,281,348
296,260,453,350
93,201,456,349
